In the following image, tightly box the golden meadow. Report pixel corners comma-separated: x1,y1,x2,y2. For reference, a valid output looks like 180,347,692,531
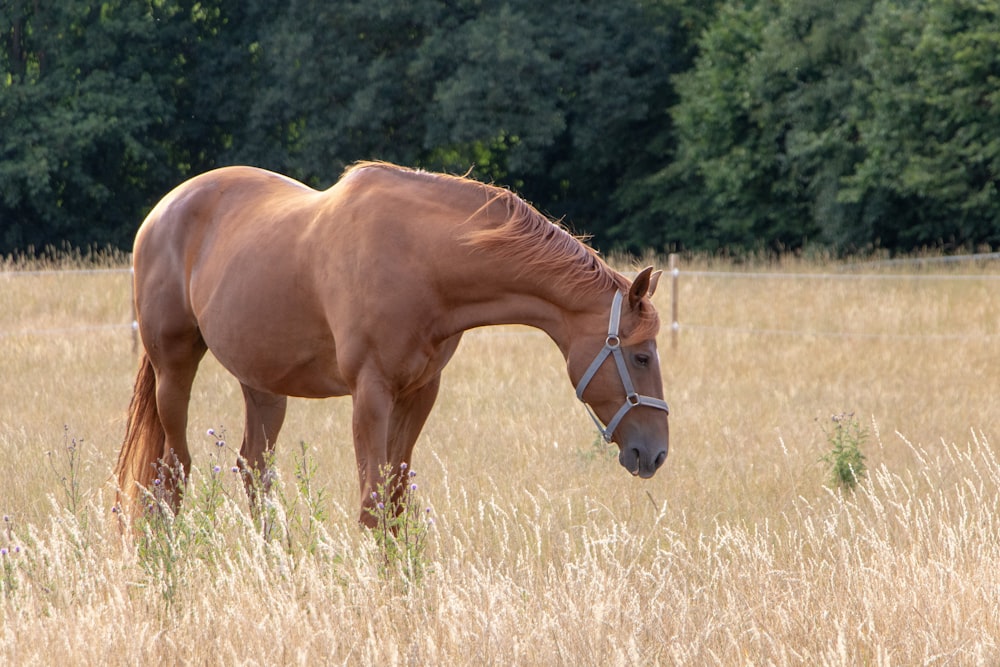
1,254,998,665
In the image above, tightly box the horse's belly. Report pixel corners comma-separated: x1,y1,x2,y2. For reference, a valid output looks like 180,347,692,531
210,338,349,399
196,297,349,399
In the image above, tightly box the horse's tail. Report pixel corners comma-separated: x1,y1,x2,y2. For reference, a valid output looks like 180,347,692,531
114,353,164,517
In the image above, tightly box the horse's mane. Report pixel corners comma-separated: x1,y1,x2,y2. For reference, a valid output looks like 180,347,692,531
341,161,660,339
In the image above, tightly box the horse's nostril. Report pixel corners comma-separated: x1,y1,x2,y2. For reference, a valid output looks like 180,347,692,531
654,450,667,469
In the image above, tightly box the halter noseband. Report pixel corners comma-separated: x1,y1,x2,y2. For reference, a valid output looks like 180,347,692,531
574,290,670,442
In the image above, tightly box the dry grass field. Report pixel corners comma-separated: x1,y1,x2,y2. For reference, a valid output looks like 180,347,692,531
1,254,998,665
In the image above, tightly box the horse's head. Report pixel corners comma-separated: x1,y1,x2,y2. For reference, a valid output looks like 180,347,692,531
569,267,670,478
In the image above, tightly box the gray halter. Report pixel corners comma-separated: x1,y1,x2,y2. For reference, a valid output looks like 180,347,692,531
575,290,670,442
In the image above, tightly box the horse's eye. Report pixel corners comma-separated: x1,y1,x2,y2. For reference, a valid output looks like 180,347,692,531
634,353,650,368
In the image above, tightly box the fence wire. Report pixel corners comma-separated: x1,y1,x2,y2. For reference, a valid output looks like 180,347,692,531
1,266,998,342
673,266,999,342
679,270,1000,281
680,323,998,342
0,323,134,339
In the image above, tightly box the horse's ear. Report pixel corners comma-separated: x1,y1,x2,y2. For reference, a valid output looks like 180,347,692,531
628,266,655,309
647,270,662,297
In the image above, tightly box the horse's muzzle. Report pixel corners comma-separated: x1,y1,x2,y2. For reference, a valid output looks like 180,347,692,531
619,445,668,478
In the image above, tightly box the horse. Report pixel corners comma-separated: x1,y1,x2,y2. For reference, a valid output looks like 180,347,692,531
114,162,670,527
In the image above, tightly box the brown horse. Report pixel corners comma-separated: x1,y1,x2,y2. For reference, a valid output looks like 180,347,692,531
114,162,670,526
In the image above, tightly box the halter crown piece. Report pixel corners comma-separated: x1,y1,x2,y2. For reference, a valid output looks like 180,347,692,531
574,290,670,442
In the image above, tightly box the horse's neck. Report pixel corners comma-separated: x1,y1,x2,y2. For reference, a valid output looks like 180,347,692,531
439,269,612,356
410,183,618,350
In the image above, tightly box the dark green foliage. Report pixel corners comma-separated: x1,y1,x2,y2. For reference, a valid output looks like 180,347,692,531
236,0,696,244
1,1,175,251
0,0,273,254
1,1,699,254
665,0,1000,253
1,0,998,256
664,0,874,252
842,0,1000,250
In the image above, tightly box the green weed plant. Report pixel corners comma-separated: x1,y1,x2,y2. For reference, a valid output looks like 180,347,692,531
366,463,433,586
820,412,868,490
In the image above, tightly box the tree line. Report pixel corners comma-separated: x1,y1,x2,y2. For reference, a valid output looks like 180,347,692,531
1,0,998,256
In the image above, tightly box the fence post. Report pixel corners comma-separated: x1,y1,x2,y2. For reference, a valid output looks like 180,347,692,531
668,253,679,350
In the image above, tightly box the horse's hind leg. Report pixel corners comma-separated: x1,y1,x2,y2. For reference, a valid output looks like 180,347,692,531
149,330,207,511
237,384,287,509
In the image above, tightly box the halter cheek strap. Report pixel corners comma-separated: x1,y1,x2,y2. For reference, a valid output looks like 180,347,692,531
574,290,670,442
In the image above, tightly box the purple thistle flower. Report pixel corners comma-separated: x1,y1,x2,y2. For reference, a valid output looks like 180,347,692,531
213,465,222,474
410,483,418,492
376,502,385,511
207,428,215,437
1,548,7,557
408,470,417,478
231,466,240,473
400,462,408,471
152,478,162,486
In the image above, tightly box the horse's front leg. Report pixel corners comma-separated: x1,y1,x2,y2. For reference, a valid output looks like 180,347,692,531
385,374,442,507
351,375,394,528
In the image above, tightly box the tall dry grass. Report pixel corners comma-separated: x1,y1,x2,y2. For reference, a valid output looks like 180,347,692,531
0,256,998,665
